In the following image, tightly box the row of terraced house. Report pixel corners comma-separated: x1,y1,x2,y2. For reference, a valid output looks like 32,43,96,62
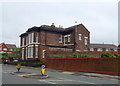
19,23,120,60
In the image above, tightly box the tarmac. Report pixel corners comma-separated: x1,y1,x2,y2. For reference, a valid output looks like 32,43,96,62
13,65,120,80
45,68,120,80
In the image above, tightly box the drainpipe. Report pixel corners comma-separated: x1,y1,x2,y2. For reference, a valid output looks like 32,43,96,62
73,21,77,52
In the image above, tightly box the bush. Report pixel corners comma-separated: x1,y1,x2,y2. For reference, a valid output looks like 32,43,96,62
101,52,112,58
101,52,120,58
12,61,44,66
70,52,93,58
114,53,120,57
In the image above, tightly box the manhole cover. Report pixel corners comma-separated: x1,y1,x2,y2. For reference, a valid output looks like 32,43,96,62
23,75,49,79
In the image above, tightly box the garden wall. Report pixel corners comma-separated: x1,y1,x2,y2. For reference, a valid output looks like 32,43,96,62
45,58,120,75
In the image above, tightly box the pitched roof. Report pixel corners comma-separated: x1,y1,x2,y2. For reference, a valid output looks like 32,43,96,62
6,44,17,49
20,24,89,37
90,43,118,49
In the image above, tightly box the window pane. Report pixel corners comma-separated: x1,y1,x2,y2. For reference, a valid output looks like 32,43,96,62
58,35,62,43
3,48,7,51
79,34,82,40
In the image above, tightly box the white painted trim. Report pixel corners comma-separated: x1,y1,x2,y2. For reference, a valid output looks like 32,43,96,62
76,50,80,52
64,44,74,46
42,50,46,58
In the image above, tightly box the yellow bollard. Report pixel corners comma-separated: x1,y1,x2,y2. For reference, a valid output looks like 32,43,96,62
41,65,46,76
16,64,21,72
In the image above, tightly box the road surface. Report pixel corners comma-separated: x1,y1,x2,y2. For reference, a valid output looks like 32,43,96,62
2,64,119,86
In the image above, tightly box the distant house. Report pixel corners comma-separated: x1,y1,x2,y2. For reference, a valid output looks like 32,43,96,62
0,43,17,54
90,43,118,54
19,23,90,60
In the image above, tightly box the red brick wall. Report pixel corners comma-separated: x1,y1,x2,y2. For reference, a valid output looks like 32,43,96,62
45,58,120,75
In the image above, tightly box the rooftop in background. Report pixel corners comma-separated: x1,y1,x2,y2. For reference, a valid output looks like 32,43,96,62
0,43,17,49
90,43,118,49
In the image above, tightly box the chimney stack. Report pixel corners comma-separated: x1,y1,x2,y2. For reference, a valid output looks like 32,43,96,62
59,25,63,28
51,23,55,28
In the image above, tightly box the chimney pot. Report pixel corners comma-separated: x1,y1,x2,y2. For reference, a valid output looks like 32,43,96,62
51,23,55,28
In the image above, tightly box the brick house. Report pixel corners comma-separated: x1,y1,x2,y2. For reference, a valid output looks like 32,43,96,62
0,43,17,54
19,23,90,60
90,43,119,54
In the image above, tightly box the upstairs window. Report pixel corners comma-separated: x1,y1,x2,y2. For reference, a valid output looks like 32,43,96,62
68,35,70,42
98,48,102,51
58,35,62,43
22,37,25,46
90,48,94,51
64,35,68,44
84,37,88,45
79,34,82,40
3,48,7,51
114,49,118,51
106,49,110,51
26,36,28,45
36,32,39,43
9,49,13,51
31,32,34,43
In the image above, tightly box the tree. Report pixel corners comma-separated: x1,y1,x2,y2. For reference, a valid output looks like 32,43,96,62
13,48,20,58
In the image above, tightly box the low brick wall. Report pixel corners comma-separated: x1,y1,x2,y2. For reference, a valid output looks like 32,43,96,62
45,58,120,75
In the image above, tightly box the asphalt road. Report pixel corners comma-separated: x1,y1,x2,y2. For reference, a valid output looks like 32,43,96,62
2,64,119,85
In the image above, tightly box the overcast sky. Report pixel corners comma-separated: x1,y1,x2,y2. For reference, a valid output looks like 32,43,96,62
0,0,119,47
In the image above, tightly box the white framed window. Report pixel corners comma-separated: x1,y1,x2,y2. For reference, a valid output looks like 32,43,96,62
26,47,28,58
58,35,62,43
0,48,2,50
106,48,110,51
68,35,70,42
90,48,94,51
84,37,88,45
36,32,38,43
114,49,118,51
22,37,25,46
79,34,82,40
26,36,28,45
22,48,24,60
64,36,68,44
31,32,34,43
3,48,7,51
28,34,31,44
98,48,102,51
35,45,38,58
31,46,33,58
9,49,13,51
28,46,30,58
